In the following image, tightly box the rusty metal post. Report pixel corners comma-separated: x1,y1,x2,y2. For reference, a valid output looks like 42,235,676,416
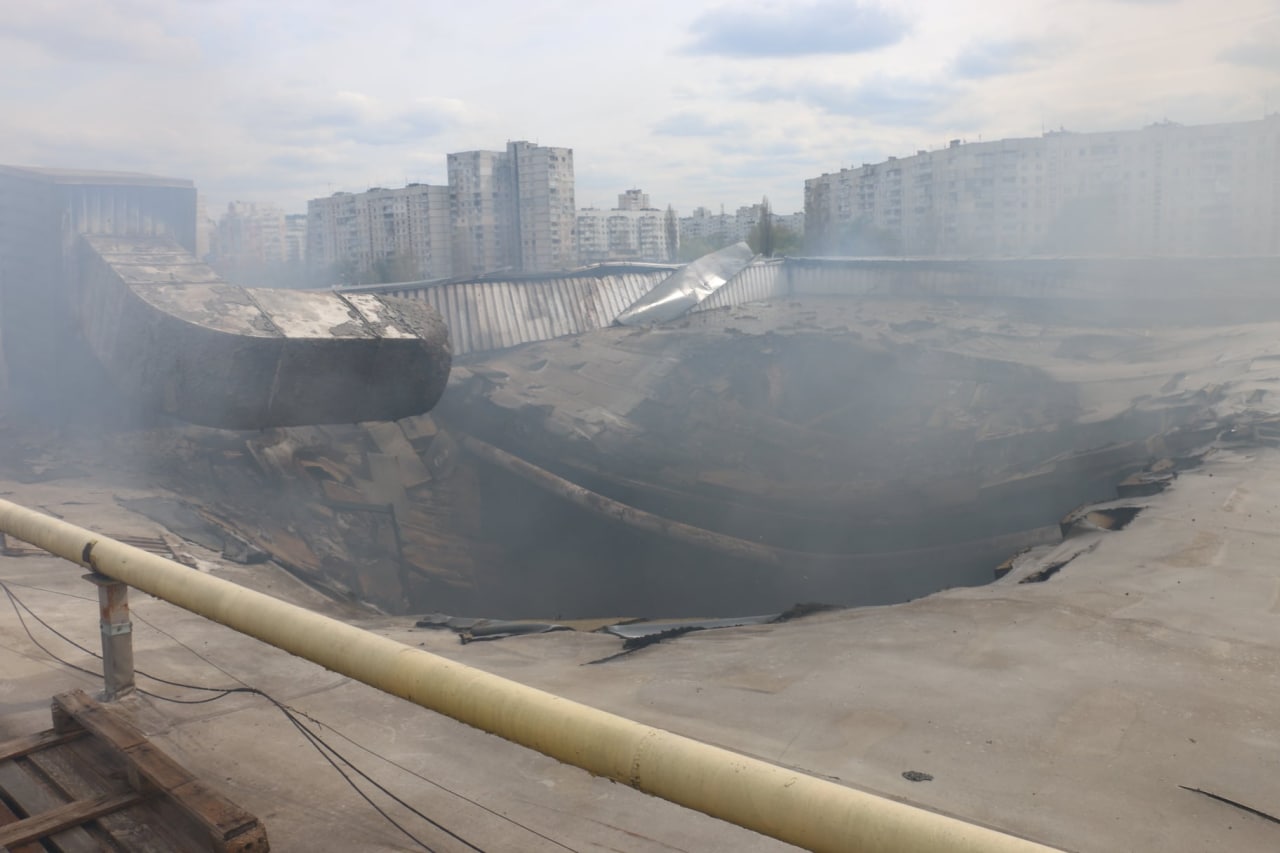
84,573,134,700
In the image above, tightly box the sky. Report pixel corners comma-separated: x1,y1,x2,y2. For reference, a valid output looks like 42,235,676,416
2,0,1278,217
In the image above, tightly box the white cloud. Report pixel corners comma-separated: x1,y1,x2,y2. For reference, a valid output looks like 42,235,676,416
0,0,1274,216
0,0,201,65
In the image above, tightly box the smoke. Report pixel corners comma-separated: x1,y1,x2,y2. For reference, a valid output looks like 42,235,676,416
3,2,1279,621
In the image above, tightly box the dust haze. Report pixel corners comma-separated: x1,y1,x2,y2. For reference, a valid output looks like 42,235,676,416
1,1,1279,621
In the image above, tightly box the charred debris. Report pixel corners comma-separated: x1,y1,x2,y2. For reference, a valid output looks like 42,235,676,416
14,292,1274,632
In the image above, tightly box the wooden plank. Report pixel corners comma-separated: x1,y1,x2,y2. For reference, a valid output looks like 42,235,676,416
121,741,194,793
0,729,85,763
0,761,100,853
0,790,143,848
24,741,122,801
51,691,269,852
52,691,146,749
29,738,178,853
167,780,270,852
0,796,44,853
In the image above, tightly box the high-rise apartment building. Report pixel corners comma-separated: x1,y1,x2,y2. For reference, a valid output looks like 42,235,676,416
447,150,513,278
448,142,576,277
307,183,452,283
805,115,1280,257
212,201,287,273
307,141,576,281
617,189,650,211
509,142,576,273
284,214,307,265
577,188,675,264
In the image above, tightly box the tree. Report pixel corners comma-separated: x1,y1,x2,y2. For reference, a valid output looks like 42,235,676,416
748,196,776,257
676,234,733,262
664,205,679,263
771,223,803,256
372,252,421,284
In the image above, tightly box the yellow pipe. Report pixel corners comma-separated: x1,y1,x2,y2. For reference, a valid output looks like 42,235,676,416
0,498,1062,853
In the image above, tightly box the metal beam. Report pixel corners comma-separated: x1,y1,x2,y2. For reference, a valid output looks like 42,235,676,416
0,498,1062,853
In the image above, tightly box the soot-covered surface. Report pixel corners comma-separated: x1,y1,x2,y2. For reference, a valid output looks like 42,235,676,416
40,293,1277,620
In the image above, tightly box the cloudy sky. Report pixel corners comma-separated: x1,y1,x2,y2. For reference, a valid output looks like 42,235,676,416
2,0,1278,216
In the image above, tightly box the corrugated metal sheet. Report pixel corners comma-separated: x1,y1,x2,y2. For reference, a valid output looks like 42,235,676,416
693,259,789,311
373,271,669,355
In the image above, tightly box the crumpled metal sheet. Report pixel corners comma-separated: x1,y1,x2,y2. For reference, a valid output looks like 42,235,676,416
600,614,779,640
614,242,755,326
415,613,572,643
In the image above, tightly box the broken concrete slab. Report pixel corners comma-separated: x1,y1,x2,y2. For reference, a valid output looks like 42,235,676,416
76,236,452,429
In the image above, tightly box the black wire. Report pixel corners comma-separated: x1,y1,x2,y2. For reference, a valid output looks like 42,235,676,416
137,687,239,705
125,620,570,851
0,580,492,852
296,709,579,853
3,587,255,707
270,700,440,853
268,696,447,853
1,582,101,680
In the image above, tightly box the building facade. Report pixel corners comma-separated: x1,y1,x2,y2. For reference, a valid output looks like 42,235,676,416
577,188,675,264
509,142,576,273
805,115,1280,257
213,202,287,271
447,150,513,278
307,183,452,283
447,141,576,277
678,204,802,248
617,189,650,211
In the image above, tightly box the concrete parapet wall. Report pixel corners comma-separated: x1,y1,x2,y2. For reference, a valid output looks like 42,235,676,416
689,255,1280,326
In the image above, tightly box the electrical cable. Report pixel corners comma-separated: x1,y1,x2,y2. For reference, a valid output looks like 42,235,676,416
292,706,579,853
0,579,489,853
0,578,593,850
126,608,573,850
1,581,102,681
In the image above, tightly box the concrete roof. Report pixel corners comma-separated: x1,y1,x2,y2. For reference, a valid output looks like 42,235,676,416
0,164,194,188
2,436,1279,851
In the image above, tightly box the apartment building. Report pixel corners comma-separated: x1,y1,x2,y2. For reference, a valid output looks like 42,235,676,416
284,214,307,265
577,188,674,264
805,115,1280,257
577,207,673,263
679,206,733,243
617,189,650,211
679,203,801,246
447,150,513,278
509,142,576,273
307,183,452,282
447,142,576,276
212,201,287,272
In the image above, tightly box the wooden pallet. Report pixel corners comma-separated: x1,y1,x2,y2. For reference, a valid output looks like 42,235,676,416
0,532,174,559
0,690,268,852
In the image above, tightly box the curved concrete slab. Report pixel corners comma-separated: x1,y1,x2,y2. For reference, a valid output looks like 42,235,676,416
78,236,451,429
